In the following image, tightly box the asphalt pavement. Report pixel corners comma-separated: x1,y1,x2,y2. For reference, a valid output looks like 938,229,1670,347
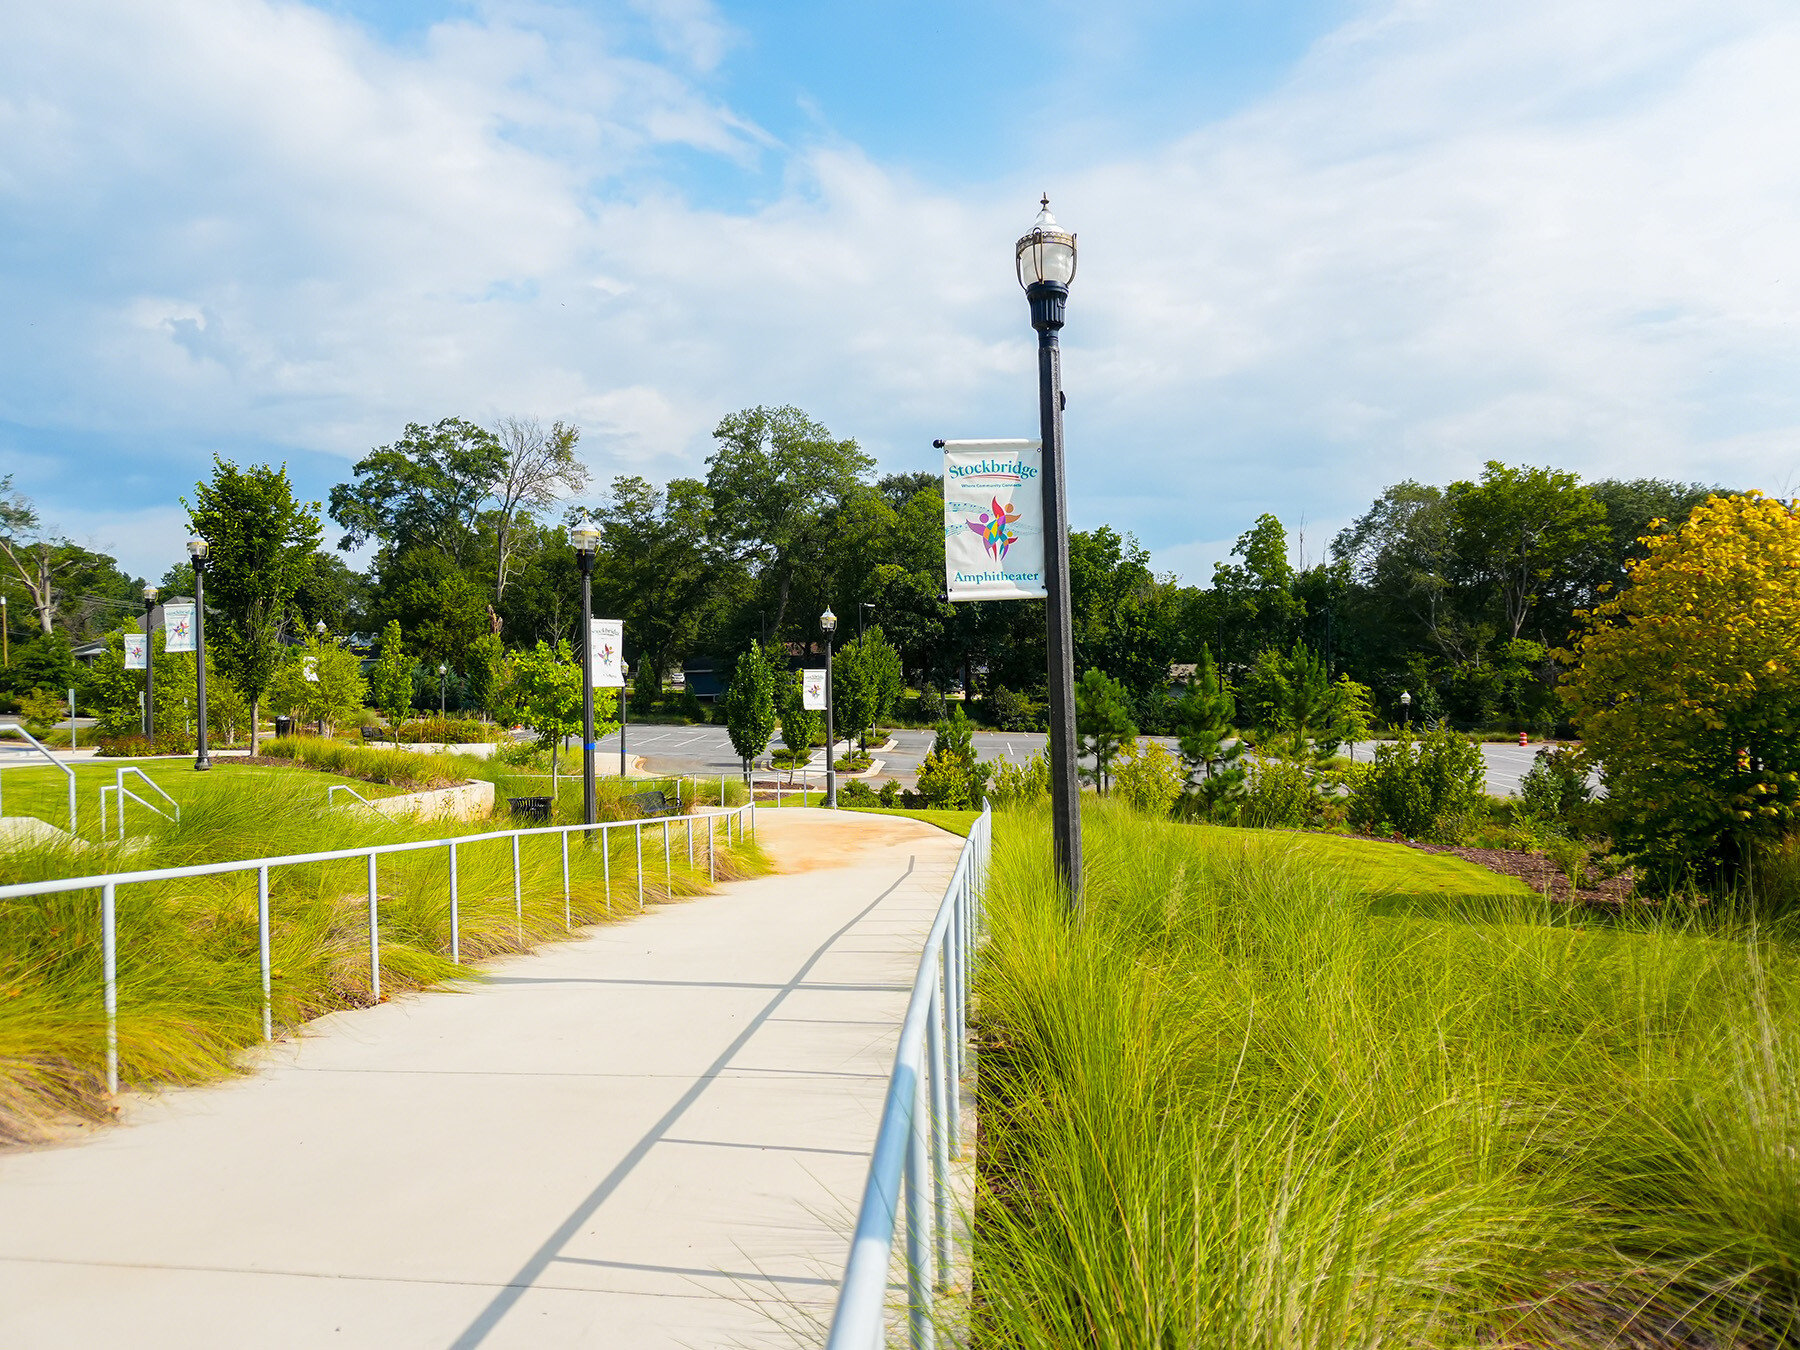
609,722,1554,798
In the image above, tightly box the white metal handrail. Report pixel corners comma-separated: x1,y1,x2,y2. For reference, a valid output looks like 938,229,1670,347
0,724,77,835
827,802,991,1350
0,798,758,1096
327,784,372,808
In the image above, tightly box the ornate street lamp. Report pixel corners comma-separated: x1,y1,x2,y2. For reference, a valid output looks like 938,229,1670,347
569,517,601,825
821,606,838,808
1017,194,1081,912
188,539,211,771
619,661,630,781
1400,690,1412,732
438,663,448,720
142,584,159,740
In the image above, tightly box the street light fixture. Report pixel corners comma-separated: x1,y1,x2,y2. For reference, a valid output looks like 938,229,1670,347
619,661,630,781
142,584,159,740
1,595,8,666
1017,194,1081,912
438,662,448,720
188,539,211,771
569,517,601,825
820,606,838,808
1400,690,1412,732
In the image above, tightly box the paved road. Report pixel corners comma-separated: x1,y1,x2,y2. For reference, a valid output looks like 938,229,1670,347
0,809,965,1349
614,722,1554,797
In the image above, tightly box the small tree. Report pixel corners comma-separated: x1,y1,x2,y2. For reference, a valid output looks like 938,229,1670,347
1174,648,1246,819
267,634,366,736
508,638,601,796
1075,668,1136,794
1113,739,1182,817
369,621,414,731
722,643,778,779
864,625,904,735
918,705,992,808
778,673,819,785
1320,674,1376,760
832,638,877,752
464,632,505,722
1562,491,1800,882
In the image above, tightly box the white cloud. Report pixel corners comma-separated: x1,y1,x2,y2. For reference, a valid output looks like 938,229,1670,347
3,0,1800,587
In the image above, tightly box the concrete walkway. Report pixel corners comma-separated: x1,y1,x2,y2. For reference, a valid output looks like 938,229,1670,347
0,809,964,1349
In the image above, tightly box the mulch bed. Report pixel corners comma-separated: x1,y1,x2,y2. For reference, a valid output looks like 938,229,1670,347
1384,837,1639,907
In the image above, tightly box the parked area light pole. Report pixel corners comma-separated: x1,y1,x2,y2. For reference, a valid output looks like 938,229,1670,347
1401,690,1412,731
821,606,838,808
1017,194,1082,912
619,662,630,781
142,585,158,740
188,539,211,771
569,517,601,826
1,595,8,665
438,663,447,719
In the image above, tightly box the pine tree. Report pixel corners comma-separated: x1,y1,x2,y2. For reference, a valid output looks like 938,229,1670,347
1175,648,1246,818
1075,668,1136,794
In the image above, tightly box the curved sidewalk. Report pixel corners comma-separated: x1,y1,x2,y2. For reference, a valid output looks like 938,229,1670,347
0,808,964,1349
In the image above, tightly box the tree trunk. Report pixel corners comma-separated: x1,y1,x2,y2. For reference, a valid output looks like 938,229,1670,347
250,696,260,755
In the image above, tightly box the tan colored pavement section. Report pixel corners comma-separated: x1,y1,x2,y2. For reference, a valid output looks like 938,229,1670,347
0,808,963,1349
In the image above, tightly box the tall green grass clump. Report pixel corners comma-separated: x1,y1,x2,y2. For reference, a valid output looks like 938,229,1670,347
975,801,1800,1347
0,774,766,1144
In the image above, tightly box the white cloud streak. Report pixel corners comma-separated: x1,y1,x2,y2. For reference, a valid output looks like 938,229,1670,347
2,0,1798,585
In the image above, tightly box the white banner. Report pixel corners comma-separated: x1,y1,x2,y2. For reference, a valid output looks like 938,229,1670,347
802,669,827,711
589,618,624,688
124,633,147,670
302,655,318,683
163,602,196,653
942,439,1047,600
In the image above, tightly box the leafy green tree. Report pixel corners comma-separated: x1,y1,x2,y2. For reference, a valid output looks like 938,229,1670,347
1075,668,1136,794
464,632,505,722
777,672,820,783
1322,674,1376,758
188,458,322,752
705,406,874,638
918,705,992,809
721,643,778,777
1113,740,1183,817
1174,649,1246,818
508,638,609,790
1212,514,1305,673
1447,461,1609,644
368,621,414,730
328,418,507,564
267,634,367,736
592,475,731,685
831,637,877,751
367,546,490,672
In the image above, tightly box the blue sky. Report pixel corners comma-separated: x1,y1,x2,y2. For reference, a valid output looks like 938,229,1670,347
3,0,1798,585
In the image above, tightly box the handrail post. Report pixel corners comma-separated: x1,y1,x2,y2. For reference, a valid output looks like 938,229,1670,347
687,816,694,869
367,853,381,1001
102,881,118,1094
635,822,644,911
512,834,523,943
905,1058,936,1349
561,832,570,930
449,841,461,963
944,904,962,1151
708,815,715,883
257,865,272,1039
602,823,611,916
663,819,672,894
927,978,952,1290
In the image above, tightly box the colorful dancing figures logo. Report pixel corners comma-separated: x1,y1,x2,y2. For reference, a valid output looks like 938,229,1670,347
169,615,191,645
966,496,1022,562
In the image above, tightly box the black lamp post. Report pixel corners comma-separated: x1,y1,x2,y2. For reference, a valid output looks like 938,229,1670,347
438,663,447,720
821,606,838,808
189,540,211,771
569,517,601,825
1401,690,1412,732
142,585,158,740
619,661,630,780
1017,194,1081,913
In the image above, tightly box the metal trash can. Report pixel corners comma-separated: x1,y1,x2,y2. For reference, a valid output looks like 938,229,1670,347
274,715,294,739
508,796,553,822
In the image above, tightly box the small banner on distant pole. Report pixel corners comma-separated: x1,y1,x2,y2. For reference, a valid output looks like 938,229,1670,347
590,618,624,688
163,602,196,653
124,633,147,670
942,438,1047,600
802,669,827,710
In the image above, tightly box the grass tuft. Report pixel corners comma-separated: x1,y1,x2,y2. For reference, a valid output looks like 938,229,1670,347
974,800,1800,1348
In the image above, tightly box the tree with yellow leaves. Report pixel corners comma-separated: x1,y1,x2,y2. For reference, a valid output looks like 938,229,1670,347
1561,492,1800,883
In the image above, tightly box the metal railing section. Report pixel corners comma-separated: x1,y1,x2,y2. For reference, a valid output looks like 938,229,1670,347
0,725,77,835
327,784,372,809
827,802,991,1350
98,767,180,840
0,798,758,1096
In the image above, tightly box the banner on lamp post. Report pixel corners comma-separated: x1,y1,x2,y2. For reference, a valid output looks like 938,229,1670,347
163,603,196,653
589,619,624,688
942,438,1047,601
124,633,147,670
802,669,827,710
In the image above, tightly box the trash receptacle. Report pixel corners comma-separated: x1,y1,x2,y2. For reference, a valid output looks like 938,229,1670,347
508,796,553,822
274,715,294,739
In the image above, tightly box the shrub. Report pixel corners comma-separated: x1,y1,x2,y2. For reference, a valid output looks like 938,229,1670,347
1112,739,1182,817
984,685,1044,732
878,779,901,807
992,752,1051,808
17,687,64,736
1348,728,1486,839
390,717,506,745
1517,746,1593,825
840,779,879,805
1235,756,1321,829
914,685,944,724
95,731,195,757
916,748,974,809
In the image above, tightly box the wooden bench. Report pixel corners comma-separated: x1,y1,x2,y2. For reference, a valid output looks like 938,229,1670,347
360,727,387,742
